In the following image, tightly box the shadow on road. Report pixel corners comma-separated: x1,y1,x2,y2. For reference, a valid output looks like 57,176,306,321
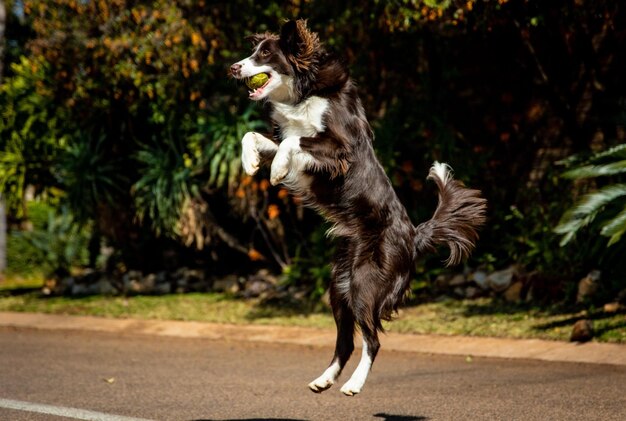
189,419,306,421
374,413,428,421
189,415,428,421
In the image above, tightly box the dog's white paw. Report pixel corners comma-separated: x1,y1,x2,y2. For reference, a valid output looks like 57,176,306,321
308,377,334,393
270,162,289,185
308,361,341,394
241,132,260,175
309,379,335,393
340,378,363,396
270,136,299,185
270,152,291,185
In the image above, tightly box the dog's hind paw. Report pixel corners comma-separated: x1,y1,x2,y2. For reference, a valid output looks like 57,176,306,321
308,378,334,393
308,361,341,393
340,379,363,396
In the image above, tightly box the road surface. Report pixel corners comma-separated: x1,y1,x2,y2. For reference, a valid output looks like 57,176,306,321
1,327,625,420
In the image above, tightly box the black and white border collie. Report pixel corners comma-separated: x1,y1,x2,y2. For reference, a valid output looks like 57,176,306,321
230,19,486,396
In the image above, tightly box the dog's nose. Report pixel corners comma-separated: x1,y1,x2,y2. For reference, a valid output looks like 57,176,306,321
230,63,242,76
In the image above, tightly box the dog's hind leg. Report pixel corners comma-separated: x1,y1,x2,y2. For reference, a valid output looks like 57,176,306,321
309,241,355,393
308,297,355,393
339,265,381,396
339,322,380,396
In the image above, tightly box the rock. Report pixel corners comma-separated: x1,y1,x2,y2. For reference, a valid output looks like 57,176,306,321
90,278,116,295
465,286,481,299
434,274,449,289
487,266,517,292
68,275,112,296
56,276,75,295
470,270,489,289
249,269,279,285
155,271,168,285
576,270,601,303
173,267,207,293
243,279,271,298
152,282,171,295
71,282,88,296
603,302,622,313
449,274,467,287
142,273,157,290
570,319,594,342
212,275,240,293
123,270,143,292
503,281,524,302
150,271,171,294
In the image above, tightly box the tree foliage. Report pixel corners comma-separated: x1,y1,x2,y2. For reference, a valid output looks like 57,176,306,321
557,144,626,246
1,0,625,299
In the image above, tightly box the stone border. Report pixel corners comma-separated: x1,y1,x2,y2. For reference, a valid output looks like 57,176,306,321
1,311,624,366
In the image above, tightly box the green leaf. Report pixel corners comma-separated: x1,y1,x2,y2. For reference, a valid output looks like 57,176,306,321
555,184,626,245
562,160,626,179
570,184,626,216
601,207,626,246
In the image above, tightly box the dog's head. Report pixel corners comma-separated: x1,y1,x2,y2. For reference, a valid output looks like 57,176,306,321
230,19,322,103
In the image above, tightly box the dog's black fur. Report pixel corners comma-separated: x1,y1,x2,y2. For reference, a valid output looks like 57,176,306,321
231,19,487,395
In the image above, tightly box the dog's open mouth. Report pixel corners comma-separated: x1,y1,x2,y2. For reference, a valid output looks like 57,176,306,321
245,73,271,99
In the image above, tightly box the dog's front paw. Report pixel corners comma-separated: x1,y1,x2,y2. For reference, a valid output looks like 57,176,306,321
241,132,260,175
270,136,298,185
270,160,289,185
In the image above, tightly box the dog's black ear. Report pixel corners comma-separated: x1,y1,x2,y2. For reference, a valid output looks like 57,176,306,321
279,19,320,72
279,20,300,55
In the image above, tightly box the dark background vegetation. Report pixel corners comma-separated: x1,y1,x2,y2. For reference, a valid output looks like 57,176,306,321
1,0,625,308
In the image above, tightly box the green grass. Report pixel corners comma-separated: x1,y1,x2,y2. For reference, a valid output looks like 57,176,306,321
1,278,624,343
391,299,626,343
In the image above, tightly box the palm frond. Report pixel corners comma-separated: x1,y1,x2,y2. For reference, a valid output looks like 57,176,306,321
589,143,626,162
555,183,626,245
562,160,626,179
570,184,626,215
601,207,626,246
557,144,626,169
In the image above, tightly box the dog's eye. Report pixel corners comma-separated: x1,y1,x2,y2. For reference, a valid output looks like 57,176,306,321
259,49,270,57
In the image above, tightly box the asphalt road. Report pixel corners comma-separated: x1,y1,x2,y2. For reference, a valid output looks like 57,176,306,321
1,327,625,421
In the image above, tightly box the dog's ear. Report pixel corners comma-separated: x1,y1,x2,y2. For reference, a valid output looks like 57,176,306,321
279,20,300,54
279,19,320,72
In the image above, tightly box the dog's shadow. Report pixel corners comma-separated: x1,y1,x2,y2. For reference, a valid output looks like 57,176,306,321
189,419,304,421
189,415,427,421
374,414,428,421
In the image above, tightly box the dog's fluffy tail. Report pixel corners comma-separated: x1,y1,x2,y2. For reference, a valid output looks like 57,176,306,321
414,162,487,266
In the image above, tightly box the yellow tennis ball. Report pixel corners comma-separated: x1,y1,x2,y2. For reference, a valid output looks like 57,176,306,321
246,73,269,90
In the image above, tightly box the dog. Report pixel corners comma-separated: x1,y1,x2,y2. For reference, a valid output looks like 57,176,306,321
230,19,486,396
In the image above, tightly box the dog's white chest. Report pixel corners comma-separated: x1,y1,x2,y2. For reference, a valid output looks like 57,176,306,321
272,96,329,139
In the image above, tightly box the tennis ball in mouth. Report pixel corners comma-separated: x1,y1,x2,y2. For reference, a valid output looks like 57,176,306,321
246,73,269,90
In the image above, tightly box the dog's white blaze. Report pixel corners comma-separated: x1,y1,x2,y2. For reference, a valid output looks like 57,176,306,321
308,360,341,391
233,57,273,78
340,339,372,396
